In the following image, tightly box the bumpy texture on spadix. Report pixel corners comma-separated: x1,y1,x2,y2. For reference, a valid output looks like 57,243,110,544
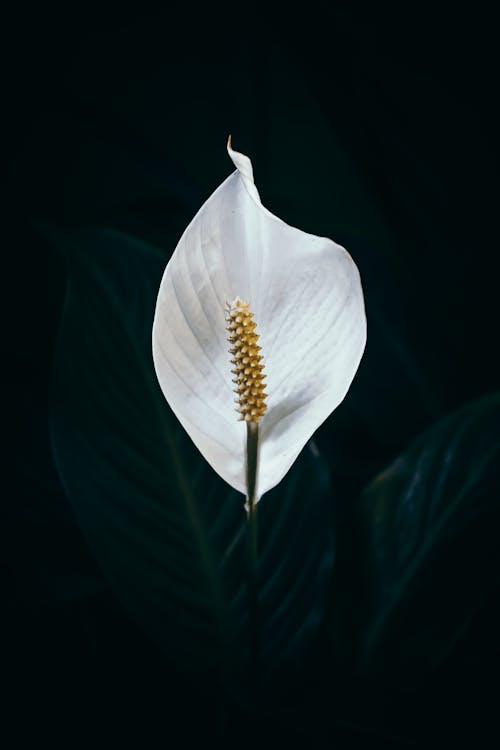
152,137,366,500
226,297,267,423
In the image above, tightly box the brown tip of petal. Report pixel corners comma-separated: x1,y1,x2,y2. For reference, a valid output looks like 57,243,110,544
225,297,267,424
227,134,232,150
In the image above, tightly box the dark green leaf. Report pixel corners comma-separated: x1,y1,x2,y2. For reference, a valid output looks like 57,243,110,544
47,225,334,689
347,394,500,684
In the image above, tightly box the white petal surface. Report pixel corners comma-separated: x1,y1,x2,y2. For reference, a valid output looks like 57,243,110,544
152,139,366,498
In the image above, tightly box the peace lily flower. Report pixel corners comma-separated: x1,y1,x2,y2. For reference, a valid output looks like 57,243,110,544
152,137,366,509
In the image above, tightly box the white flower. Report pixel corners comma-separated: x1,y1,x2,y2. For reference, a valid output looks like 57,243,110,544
152,137,366,502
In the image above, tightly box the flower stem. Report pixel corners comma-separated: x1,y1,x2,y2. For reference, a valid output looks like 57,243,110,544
246,421,259,695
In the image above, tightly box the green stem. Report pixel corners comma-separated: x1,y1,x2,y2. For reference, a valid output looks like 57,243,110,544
246,421,259,693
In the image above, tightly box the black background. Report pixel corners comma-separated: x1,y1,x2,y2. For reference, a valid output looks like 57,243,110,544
2,4,499,747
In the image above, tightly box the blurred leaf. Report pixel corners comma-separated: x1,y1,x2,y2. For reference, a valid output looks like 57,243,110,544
348,393,500,684
46,225,334,688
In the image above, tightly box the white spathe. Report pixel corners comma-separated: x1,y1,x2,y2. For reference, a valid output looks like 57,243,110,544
152,138,366,500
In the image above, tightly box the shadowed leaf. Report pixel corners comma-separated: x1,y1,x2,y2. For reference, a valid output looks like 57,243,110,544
47,225,335,693
352,393,500,683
